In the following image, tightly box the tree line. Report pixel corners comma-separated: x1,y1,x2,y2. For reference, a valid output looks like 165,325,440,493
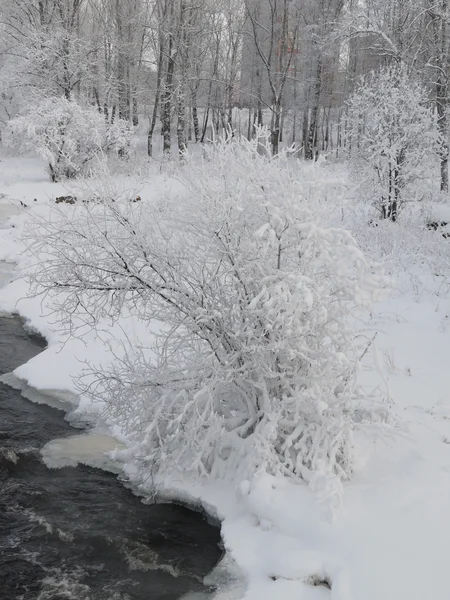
0,1,449,190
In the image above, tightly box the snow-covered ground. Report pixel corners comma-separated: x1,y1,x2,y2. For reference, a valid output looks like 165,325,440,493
1,155,450,599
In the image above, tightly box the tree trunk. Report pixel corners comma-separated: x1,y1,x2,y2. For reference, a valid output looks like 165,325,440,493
148,28,165,157
201,108,210,143
302,109,309,157
201,35,220,143
177,0,188,155
429,0,449,193
177,88,187,154
437,60,449,193
94,88,102,112
271,96,281,155
188,108,192,140
305,58,322,161
191,87,200,142
132,92,138,127
247,108,252,139
161,34,175,155
62,35,71,100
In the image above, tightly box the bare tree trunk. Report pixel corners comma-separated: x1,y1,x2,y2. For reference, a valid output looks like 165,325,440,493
305,58,322,160
436,0,449,192
437,74,449,192
62,34,71,100
188,108,192,140
336,107,343,158
132,92,139,127
279,105,285,143
201,33,220,143
292,111,297,146
94,88,102,112
191,86,200,142
271,96,281,155
201,107,210,143
115,0,129,122
323,106,331,152
177,91,187,154
177,0,189,155
302,109,309,157
148,24,165,157
161,31,175,155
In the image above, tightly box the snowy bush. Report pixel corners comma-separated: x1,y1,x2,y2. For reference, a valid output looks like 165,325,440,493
7,97,135,181
347,66,439,221
105,118,136,160
27,133,388,487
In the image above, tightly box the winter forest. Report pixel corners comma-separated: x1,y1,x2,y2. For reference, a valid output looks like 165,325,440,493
1,1,450,599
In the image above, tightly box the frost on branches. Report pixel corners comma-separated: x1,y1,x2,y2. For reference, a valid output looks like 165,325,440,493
28,135,388,488
347,66,440,221
7,97,135,182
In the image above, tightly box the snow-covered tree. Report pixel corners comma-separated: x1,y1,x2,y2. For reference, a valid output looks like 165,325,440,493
0,0,92,103
7,97,135,181
347,66,440,221
26,133,387,488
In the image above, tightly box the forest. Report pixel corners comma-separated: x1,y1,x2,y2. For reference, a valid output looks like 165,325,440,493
1,1,449,202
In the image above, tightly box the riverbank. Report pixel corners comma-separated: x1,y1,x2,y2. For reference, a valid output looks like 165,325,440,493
2,155,450,600
0,161,243,600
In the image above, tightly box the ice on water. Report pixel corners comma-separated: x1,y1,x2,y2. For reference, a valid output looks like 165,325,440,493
41,433,126,473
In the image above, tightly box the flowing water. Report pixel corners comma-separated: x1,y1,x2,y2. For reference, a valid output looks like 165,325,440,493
0,315,222,600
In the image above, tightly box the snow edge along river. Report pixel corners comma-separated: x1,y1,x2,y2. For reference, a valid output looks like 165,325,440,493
0,198,242,600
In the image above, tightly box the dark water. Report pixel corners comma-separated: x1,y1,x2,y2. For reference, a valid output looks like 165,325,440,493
0,316,222,600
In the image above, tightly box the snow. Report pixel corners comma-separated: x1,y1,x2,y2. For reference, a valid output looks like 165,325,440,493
0,372,75,412
1,154,450,599
427,203,450,223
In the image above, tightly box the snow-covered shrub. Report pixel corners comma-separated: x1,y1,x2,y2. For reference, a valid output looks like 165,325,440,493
347,66,439,221
106,118,136,159
345,197,450,302
7,97,135,181
27,133,388,487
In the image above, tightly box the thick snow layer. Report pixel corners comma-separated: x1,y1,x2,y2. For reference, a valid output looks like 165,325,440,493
0,371,75,411
1,156,450,599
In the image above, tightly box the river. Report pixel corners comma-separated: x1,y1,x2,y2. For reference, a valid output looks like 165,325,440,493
0,314,222,600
